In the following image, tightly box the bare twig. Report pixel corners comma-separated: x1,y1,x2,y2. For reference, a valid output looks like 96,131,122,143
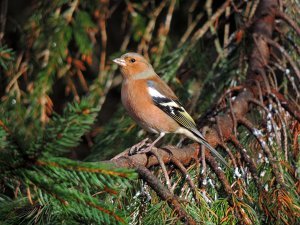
134,164,198,225
263,35,300,81
0,0,8,43
191,0,231,43
239,117,286,189
205,152,233,195
63,0,79,23
120,29,132,52
175,0,231,70
97,3,109,79
77,70,89,92
170,155,198,201
270,91,300,123
5,63,28,93
219,142,238,168
275,10,300,37
249,98,281,147
228,93,238,136
270,61,300,99
178,12,204,47
154,0,176,67
137,1,167,57
230,135,262,188
223,5,231,56
200,127,208,186
151,148,172,191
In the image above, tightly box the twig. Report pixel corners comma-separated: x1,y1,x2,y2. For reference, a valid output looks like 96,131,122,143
170,156,198,201
199,127,208,189
270,57,300,99
229,135,261,188
187,1,198,26
216,116,224,142
239,117,286,189
228,93,238,136
245,0,259,20
5,63,28,93
120,29,132,52
217,85,244,106
0,0,8,43
63,0,79,23
281,113,288,161
270,91,300,123
154,0,176,67
253,80,265,110
77,70,89,92
223,5,231,56
266,64,278,89
66,75,79,102
281,33,300,56
248,98,281,147
175,0,231,69
206,0,224,59
135,164,197,225
263,35,300,81
191,0,231,43
97,4,108,79
151,148,172,191
137,0,167,57
205,152,233,195
275,10,300,37
266,96,290,161
219,142,238,168
178,12,204,47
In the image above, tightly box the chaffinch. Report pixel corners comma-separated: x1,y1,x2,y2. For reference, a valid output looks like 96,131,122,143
113,52,228,168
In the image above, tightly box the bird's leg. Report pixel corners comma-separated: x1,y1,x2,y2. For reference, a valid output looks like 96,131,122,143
135,132,166,154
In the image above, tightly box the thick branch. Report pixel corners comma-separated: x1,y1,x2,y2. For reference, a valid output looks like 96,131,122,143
108,144,199,169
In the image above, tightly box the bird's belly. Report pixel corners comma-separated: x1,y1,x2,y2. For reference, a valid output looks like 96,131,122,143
124,101,178,134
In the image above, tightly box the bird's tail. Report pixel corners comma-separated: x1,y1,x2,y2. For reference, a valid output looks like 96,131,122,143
195,135,229,169
190,129,230,168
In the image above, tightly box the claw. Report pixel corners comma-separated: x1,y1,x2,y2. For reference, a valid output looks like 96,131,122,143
128,138,150,155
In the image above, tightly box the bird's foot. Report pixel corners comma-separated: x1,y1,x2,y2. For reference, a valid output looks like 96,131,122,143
129,133,165,155
131,144,155,155
128,138,152,155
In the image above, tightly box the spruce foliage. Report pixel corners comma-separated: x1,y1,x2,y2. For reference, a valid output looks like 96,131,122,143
0,1,137,224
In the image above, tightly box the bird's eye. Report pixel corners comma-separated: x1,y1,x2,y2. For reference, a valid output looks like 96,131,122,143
130,58,136,63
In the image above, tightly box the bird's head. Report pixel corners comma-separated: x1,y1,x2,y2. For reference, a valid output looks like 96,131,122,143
113,52,154,79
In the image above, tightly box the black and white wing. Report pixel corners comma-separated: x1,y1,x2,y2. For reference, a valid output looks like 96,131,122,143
147,80,229,168
147,80,199,134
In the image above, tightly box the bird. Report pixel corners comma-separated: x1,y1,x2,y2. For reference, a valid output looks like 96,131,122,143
113,52,229,168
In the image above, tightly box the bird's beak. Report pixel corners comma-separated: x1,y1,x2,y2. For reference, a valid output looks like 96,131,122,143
113,58,127,67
